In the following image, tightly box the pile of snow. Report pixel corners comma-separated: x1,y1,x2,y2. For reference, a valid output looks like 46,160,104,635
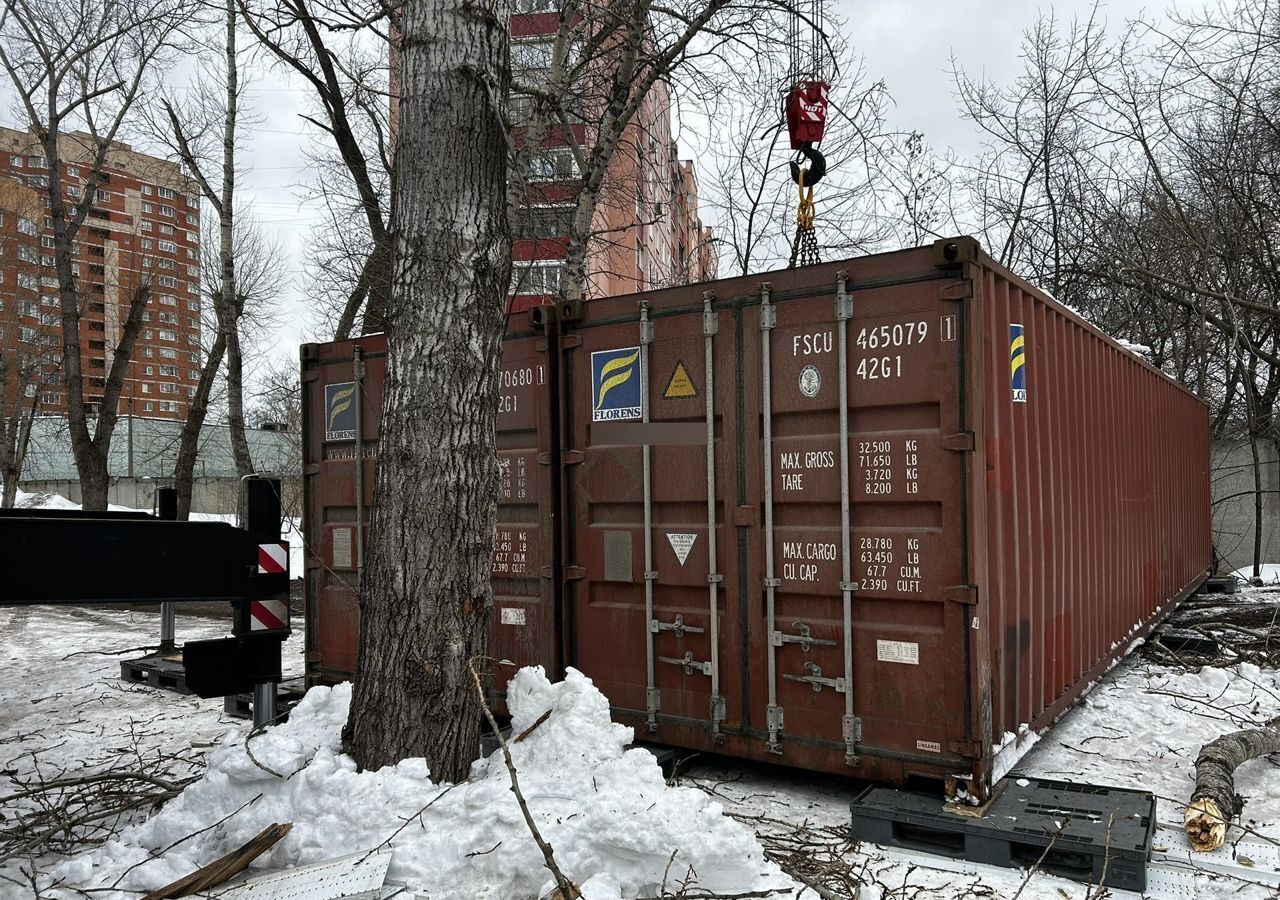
51,668,796,900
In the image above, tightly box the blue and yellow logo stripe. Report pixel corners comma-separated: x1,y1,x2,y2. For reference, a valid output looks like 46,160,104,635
595,349,639,410
1010,324,1026,402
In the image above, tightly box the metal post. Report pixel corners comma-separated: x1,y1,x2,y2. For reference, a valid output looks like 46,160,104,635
639,305,659,732
759,285,783,752
353,347,365,586
156,487,177,652
835,274,860,763
243,476,283,729
703,292,724,738
127,400,134,478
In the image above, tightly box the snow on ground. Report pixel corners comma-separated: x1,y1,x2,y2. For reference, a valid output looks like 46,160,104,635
3,589,1279,900
0,605,303,898
1232,564,1280,585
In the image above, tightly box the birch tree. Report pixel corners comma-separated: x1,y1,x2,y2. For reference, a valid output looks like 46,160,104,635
0,0,194,509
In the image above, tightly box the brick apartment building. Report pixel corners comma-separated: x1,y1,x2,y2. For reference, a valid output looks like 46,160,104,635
0,127,201,421
506,13,716,311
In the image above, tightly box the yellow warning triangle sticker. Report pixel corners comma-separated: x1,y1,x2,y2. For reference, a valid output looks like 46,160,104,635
664,361,698,399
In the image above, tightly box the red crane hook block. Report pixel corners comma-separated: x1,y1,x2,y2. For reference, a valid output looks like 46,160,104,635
785,80,830,150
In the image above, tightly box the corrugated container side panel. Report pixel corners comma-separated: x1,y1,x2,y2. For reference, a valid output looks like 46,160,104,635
978,257,1210,744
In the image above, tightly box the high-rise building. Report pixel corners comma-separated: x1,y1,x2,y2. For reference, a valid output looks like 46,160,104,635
506,16,716,312
390,14,716,315
0,127,201,420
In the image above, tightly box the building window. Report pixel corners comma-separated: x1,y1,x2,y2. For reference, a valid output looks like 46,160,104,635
159,329,177,341
158,258,174,269
141,239,153,250
186,214,197,226
17,272,37,290
159,400,176,412
40,235,54,248
95,189,110,202
157,186,176,200
27,155,45,169
528,148,581,181
514,205,574,240
158,312,177,324
27,175,47,188
159,364,178,376
186,298,198,311
160,294,176,306
141,201,153,213
17,217,37,235
141,221,152,232
144,365,153,375
20,241,39,260
67,166,78,177
141,311,151,322
41,275,57,288
20,326,36,342
40,255,54,267
143,347,153,357
19,299,37,316
509,259,565,296
160,347,177,359
159,223,175,235
41,294,57,306
158,239,176,252
188,368,200,379
9,155,21,167
159,204,175,217
187,317,198,328
159,382,177,394
141,184,152,195
68,185,80,197
141,383,151,393
157,275,177,288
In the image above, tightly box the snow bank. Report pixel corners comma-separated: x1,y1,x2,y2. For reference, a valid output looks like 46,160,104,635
1231,564,1280,585
52,668,795,900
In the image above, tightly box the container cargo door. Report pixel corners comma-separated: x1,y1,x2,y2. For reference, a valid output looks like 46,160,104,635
301,325,560,690
750,271,972,781
562,298,742,739
491,329,561,688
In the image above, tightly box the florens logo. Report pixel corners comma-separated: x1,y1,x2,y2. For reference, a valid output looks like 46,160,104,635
591,347,642,422
325,382,357,440
1010,324,1027,403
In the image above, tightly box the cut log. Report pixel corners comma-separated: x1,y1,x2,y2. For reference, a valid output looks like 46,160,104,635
1185,719,1280,851
140,822,292,899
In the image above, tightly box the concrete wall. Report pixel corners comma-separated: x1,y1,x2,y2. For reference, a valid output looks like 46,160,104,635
17,476,302,518
1211,439,1280,577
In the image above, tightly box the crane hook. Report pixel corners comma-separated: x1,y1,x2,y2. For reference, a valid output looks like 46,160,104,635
789,142,826,188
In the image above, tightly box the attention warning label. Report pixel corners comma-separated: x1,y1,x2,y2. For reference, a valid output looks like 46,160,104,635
664,361,697,399
666,532,697,565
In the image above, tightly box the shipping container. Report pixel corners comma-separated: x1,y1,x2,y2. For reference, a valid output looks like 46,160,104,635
301,237,1212,800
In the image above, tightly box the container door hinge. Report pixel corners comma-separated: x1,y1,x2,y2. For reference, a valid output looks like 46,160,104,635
771,622,836,651
645,687,661,732
563,565,586,582
304,649,322,663
303,463,321,476
783,661,846,693
659,651,712,676
950,738,982,758
944,584,978,605
559,334,583,349
939,279,974,301
650,614,704,637
733,505,760,527
766,705,784,754
561,450,584,465
943,431,975,452
843,715,862,765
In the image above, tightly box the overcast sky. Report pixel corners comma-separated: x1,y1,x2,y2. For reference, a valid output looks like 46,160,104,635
2,0,1169,392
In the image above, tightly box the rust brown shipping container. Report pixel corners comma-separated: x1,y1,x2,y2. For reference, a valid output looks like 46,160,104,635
301,237,1211,800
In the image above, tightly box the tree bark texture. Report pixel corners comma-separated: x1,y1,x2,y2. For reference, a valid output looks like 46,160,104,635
342,0,512,780
1185,717,1280,851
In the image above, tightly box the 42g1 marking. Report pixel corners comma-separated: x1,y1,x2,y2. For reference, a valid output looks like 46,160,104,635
854,320,929,381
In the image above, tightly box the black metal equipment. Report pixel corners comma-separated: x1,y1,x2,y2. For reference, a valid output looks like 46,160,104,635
0,477,291,728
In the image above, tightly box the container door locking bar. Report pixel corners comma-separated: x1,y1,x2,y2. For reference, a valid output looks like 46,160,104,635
783,661,846,693
650,614,704,637
759,285,784,753
703,292,726,739
835,273,861,764
639,303,660,732
659,651,713,676
771,622,836,651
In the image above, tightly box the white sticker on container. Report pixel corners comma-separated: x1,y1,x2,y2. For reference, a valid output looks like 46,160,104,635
331,526,353,570
916,740,941,754
666,533,697,566
877,639,919,665
500,607,526,626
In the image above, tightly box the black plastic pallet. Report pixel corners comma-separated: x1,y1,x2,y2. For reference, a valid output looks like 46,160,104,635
850,777,1155,892
120,654,192,694
1198,575,1239,594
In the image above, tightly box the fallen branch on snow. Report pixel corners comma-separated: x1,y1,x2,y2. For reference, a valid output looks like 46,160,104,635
139,821,292,899
1185,716,1280,851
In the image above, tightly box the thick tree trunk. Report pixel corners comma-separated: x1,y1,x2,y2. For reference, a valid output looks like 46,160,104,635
1185,718,1280,851
173,330,228,519
342,0,511,780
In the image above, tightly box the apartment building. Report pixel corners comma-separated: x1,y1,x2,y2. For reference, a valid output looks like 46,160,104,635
480,10,716,312
0,127,202,420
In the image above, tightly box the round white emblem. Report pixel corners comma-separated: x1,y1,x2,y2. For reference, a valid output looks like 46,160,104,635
799,364,821,398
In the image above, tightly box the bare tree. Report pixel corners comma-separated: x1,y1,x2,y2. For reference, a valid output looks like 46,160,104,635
240,0,394,339
0,0,195,509
161,0,275,517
